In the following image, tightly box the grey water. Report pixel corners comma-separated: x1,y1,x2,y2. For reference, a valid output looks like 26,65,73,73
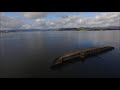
0,30,120,78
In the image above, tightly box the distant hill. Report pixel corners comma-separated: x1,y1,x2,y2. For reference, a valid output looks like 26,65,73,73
0,26,120,33
56,28,78,31
106,26,120,29
0,29,53,33
78,26,120,30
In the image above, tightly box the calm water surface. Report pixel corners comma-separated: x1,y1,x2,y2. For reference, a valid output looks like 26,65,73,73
0,30,120,78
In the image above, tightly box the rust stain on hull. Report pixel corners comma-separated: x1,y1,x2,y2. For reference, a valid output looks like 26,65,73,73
51,46,114,69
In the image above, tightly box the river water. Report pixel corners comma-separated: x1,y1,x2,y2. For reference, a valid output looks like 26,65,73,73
0,30,120,78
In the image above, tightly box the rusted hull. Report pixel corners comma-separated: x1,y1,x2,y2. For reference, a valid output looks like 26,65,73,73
51,46,114,68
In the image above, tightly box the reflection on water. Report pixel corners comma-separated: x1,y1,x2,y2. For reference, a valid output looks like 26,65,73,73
0,30,120,78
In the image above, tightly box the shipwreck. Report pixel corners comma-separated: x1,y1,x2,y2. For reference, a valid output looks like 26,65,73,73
51,46,114,69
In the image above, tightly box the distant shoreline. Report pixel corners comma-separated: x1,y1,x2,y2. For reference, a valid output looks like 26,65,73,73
0,29,120,33
0,27,120,33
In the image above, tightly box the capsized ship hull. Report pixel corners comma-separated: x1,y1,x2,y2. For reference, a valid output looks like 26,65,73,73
51,46,114,68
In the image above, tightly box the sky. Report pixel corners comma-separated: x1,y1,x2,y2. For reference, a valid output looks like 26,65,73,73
0,12,120,30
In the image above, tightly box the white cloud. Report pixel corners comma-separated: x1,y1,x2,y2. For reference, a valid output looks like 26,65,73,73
0,13,25,30
95,12,120,21
22,12,48,19
33,15,86,29
22,24,32,29
27,12,120,29
90,12,120,27
0,12,120,30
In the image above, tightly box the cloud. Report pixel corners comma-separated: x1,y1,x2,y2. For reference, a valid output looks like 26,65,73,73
43,12,119,28
33,15,86,29
22,24,32,29
0,12,120,30
89,12,120,27
95,12,120,21
22,12,48,19
23,12,120,29
0,13,25,30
